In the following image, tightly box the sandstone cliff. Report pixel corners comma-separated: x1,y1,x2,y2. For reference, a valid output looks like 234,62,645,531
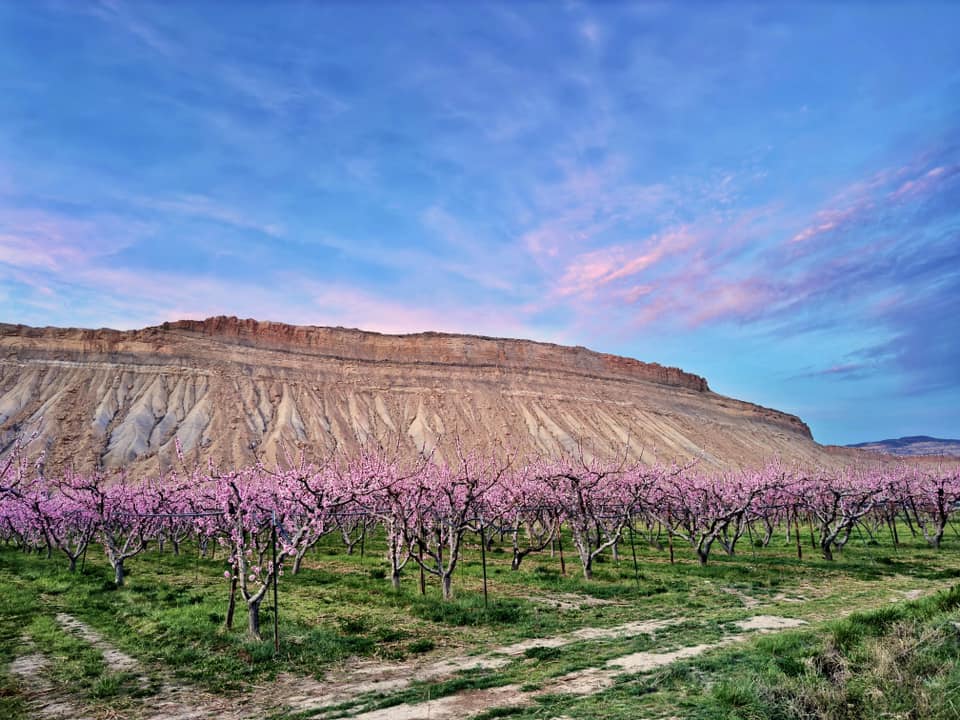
0,316,830,475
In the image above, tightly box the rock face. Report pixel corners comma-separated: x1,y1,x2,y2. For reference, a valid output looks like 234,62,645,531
0,316,832,476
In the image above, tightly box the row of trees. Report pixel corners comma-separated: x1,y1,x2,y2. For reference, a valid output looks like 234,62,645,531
2,438,958,638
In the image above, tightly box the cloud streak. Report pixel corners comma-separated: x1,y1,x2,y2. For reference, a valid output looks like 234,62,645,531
1,1,958,443
547,140,960,396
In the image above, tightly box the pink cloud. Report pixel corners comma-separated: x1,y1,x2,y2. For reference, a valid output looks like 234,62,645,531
788,159,956,246
597,256,777,330
0,208,141,272
602,150,959,333
687,279,776,326
618,284,654,303
534,146,957,339
0,205,550,341
887,164,954,202
519,156,672,263
0,198,558,342
789,204,869,245
554,227,699,299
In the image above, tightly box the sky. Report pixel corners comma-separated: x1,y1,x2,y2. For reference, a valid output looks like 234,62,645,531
0,1,958,446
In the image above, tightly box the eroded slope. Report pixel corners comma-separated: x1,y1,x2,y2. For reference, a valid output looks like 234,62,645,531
0,317,829,475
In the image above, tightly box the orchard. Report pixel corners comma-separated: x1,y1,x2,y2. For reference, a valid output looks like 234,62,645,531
2,435,958,642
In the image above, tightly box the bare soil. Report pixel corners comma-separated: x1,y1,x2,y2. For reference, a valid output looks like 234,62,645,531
8,642,93,720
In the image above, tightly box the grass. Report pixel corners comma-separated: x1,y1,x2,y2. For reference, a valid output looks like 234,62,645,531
558,585,960,720
25,614,156,701
0,521,958,718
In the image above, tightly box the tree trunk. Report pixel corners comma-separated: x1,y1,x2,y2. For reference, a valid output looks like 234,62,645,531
226,576,238,630
391,568,402,591
696,539,710,566
247,598,262,640
441,572,453,600
581,554,593,580
113,559,125,586
821,541,834,561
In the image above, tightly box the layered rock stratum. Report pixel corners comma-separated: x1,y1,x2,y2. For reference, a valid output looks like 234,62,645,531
1,316,849,475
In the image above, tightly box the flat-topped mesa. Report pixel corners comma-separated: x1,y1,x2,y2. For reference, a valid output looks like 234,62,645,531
1,316,710,392
162,317,711,392
1,316,822,476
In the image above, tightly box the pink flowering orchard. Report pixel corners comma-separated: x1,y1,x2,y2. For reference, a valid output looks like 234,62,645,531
1,440,957,639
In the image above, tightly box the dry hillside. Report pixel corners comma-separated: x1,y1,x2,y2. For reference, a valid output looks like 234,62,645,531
0,316,853,475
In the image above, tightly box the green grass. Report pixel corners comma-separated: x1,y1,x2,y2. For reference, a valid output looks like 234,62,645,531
473,586,960,720
0,567,35,720
1,521,958,718
25,614,156,700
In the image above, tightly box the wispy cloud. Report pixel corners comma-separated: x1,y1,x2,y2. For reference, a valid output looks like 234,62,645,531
0,208,143,272
3,1,959,442
88,0,178,57
129,194,284,238
793,363,873,381
554,227,698,299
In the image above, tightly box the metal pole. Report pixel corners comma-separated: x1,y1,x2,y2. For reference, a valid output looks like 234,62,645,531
271,514,279,654
888,515,900,548
479,518,488,609
628,522,640,590
556,517,566,576
359,523,366,564
745,517,757,562
418,532,426,595
794,512,803,560
667,510,675,565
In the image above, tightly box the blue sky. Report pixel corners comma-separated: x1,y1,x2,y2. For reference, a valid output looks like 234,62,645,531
1,1,958,445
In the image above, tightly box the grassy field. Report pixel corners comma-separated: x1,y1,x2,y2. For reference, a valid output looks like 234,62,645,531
2,522,959,719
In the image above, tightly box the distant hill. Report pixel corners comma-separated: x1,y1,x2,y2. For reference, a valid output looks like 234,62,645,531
847,436,960,458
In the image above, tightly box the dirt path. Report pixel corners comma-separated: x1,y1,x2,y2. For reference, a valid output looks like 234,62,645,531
15,613,674,719
337,684,528,720
48,613,260,720
56,612,140,673
342,615,809,720
523,592,617,611
718,585,762,608
267,617,677,713
11,589,928,720
8,640,94,720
